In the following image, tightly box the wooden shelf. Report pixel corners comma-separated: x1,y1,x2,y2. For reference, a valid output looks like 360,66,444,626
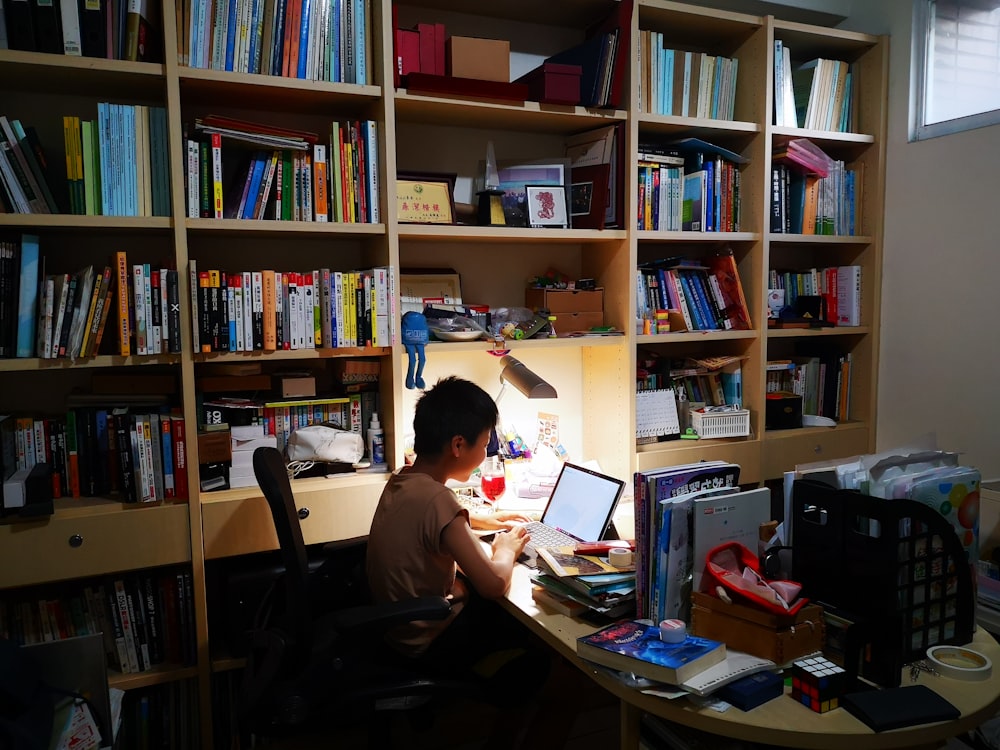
192,347,391,363
635,330,757,345
0,353,182,372
635,230,760,243
398,224,626,243
185,217,386,237
0,214,172,231
109,665,200,690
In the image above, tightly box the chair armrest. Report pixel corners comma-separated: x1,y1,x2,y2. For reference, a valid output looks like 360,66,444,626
332,596,452,632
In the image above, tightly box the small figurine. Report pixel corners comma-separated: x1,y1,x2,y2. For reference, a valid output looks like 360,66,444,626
401,311,428,390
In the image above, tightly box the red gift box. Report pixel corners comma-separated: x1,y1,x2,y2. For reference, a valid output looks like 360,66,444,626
514,62,582,105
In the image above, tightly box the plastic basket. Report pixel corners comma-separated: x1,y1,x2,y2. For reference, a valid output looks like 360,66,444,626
690,409,750,439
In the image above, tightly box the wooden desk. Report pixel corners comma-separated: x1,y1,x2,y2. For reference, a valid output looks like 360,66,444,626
502,564,1000,750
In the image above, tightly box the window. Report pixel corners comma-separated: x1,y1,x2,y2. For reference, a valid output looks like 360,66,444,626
911,0,1000,140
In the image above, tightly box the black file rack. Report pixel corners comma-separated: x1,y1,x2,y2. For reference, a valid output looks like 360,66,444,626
791,479,975,686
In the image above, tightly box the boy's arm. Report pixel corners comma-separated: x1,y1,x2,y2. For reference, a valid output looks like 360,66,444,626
442,516,527,600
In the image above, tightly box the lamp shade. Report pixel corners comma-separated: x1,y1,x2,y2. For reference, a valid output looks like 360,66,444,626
498,355,557,399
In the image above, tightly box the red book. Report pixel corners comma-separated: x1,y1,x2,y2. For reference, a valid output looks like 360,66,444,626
395,29,420,84
417,22,435,74
433,23,446,75
171,416,188,500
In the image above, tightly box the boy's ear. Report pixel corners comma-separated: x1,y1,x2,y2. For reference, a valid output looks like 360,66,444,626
450,434,465,457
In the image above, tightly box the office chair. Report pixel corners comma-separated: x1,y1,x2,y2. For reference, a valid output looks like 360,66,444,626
238,446,477,747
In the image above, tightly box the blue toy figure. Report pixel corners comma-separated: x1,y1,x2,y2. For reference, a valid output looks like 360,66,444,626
401,311,428,390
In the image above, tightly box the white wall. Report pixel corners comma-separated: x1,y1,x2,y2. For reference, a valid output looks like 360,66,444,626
839,0,1000,479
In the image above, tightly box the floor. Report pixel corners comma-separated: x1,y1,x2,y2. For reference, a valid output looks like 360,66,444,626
263,653,620,749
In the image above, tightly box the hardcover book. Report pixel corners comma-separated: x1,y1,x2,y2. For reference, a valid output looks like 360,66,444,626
576,620,725,685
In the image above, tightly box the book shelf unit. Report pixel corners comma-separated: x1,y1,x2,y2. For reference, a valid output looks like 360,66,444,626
0,0,885,745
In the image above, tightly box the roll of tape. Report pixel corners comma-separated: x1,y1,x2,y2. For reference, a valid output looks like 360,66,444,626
659,619,686,643
609,548,633,567
926,645,993,681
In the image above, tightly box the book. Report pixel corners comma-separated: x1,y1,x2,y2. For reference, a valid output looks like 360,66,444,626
576,620,726,685
536,546,624,578
14,233,40,357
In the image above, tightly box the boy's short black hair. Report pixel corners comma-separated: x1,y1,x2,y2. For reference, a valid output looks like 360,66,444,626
413,376,498,457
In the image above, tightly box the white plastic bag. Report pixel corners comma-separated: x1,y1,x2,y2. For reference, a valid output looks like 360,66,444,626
286,424,364,464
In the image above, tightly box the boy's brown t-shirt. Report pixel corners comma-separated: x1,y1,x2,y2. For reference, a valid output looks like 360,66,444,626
366,468,468,656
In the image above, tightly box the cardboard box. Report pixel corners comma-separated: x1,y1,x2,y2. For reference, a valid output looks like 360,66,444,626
514,62,582,105
525,287,604,314
277,373,316,398
446,36,510,82
691,591,825,665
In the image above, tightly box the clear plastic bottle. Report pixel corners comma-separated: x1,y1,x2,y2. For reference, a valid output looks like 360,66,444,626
368,414,385,465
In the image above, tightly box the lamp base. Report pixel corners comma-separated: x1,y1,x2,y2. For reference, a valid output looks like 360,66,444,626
476,189,506,226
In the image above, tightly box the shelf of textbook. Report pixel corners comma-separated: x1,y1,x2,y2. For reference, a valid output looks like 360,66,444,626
393,92,626,133
177,67,383,111
0,50,165,94
768,233,874,245
766,325,870,339
184,218,387,236
398,225,627,243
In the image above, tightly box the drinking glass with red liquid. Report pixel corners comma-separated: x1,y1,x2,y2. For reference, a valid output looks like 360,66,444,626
480,455,506,504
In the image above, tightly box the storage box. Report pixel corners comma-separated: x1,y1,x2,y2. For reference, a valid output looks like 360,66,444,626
513,62,582,105
549,311,604,335
765,391,802,429
446,36,510,82
690,408,751,439
525,287,604,315
691,591,825,665
277,373,316,398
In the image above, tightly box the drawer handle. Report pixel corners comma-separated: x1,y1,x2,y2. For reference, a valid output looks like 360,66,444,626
69,534,84,548
298,507,310,521
814,444,823,454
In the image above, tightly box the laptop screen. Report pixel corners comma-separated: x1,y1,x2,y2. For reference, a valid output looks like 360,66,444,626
541,462,626,543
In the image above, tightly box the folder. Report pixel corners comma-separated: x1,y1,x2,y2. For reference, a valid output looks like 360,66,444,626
31,0,63,54
78,0,107,58
5,0,37,51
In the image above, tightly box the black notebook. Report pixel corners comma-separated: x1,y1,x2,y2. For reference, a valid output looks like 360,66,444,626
842,685,960,732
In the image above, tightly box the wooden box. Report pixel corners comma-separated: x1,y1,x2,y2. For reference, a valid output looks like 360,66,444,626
690,591,825,665
514,62,582,105
525,287,604,315
446,36,510,82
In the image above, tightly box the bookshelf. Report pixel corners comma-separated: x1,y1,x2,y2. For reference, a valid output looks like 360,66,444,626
0,0,885,745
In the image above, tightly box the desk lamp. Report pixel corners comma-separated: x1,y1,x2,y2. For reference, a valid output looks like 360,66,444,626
489,355,557,456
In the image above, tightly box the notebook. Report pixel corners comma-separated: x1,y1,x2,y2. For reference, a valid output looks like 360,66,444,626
841,685,959,732
522,462,626,560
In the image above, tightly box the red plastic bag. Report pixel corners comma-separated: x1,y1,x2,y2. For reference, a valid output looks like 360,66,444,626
703,541,808,617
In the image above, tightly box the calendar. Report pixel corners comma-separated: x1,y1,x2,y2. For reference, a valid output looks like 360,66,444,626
635,389,680,439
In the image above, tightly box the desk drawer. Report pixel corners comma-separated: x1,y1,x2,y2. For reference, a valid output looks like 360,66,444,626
762,425,870,480
0,503,191,589
202,476,385,559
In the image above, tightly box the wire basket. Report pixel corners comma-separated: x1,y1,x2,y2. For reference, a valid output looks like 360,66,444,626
690,409,751,439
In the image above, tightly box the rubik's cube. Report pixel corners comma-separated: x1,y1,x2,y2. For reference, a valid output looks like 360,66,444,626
790,656,847,713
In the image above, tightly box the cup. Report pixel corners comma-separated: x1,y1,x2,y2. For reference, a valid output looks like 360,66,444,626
480,456,506,504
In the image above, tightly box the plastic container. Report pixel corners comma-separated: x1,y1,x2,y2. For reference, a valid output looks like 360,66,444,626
368,414,385,465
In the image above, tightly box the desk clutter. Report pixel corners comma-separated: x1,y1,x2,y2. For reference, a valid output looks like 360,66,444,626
553,448,985,729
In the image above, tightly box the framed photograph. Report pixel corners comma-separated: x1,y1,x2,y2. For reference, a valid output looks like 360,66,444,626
495,162,566,227
396,171,457,224
570,163,610,229
525,185,568,228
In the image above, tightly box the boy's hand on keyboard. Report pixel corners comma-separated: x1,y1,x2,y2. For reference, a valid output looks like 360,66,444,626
493,524,530,559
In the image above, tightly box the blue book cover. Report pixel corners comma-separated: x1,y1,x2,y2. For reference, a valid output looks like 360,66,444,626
224,0,238,71
241,154,267,219
355,0,366,84
15,233,40,357
577,620,725,685
330,0,340,82
297,0,312,79
247,0,261,74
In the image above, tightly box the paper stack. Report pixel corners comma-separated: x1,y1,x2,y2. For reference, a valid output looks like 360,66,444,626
229,424,276,489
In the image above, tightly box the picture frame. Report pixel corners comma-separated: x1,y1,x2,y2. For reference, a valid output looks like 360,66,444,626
525,185,568,228
396,171,457,224
494,162,567,227
570,163,610,229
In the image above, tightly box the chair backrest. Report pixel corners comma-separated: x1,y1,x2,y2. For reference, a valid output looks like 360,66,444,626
252,446,312,645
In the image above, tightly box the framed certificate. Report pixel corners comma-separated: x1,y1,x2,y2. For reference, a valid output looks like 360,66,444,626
396,171,457,224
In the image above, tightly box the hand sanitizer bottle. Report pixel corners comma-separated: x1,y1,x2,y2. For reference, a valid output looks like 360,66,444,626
368,414,385,465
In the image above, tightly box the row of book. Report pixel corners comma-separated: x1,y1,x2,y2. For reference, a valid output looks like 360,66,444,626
768,264,862,327
181,0,371,83
638,34,739,120
0,569,198,675
0,115,61,215
0,0,156,61
637,155,742,233
2,408,190,502
771,159,861,236
639,358,743,409
636,251,752,333
119,680,200,750
187,117,379,223
776,45,858,132
768,349,853,422
201,392,364,453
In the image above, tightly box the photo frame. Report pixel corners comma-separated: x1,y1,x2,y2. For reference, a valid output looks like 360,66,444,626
396,171,457,224
570,163,610,229
525,185,568,228
494,162,567,227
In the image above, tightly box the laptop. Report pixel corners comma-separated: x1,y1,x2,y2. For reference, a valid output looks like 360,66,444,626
522,462,626,561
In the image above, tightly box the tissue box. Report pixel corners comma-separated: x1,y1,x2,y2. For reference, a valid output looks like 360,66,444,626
691,591,825,664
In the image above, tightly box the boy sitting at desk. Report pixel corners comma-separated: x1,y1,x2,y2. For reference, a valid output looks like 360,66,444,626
366,376,549,738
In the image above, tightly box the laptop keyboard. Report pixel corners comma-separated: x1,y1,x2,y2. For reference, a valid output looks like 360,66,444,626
523,521,575,550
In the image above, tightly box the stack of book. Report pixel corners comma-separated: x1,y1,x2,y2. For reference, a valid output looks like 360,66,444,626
531,545,636,619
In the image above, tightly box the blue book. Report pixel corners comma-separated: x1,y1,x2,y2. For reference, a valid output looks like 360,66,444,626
330,0,340,82
678,272,707,330
297,0,312,79
15,234,40,357
577,621,726,685
247,0,261,73
241,153,267,219
355,0,365,84
224,0,238,71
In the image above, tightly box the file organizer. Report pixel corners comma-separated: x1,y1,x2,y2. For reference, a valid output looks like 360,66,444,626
791,480,975,687
635,389,680,440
